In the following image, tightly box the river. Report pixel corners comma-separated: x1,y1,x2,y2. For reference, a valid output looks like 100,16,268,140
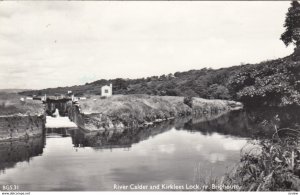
0,108,299,191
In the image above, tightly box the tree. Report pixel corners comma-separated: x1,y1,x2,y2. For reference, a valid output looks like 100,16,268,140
207,84,230,100
280,1,300,47
113,78,128,90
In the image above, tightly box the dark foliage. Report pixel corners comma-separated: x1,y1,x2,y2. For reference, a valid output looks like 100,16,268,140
183,96,193,108
228,57,300,107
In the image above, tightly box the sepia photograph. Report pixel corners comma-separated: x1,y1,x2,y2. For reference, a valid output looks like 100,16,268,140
0,0,300,193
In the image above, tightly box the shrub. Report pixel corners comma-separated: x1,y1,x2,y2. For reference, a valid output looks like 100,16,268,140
183,96,193,108
222,126,300,191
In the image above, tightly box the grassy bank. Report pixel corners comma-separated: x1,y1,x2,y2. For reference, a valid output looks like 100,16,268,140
69,94,242,131
0,92,44,116
79,94,241,115
0,92,45,141
79,95,190,119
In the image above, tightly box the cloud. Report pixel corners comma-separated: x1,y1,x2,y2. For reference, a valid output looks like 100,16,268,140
208,153,226,163
223,139,248,151
157,144,176,154
0,1,294,89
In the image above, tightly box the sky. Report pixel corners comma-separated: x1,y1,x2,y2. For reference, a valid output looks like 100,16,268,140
0,1,295,89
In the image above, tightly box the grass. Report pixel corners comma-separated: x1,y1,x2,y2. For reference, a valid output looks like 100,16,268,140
76,95,191,127
79,95,186,114
79,94,236,113
0,92,44,116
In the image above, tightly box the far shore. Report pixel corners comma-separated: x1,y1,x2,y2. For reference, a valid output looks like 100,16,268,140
0,92,243,140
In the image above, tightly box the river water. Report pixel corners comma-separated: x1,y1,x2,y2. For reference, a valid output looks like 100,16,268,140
0,108,298,191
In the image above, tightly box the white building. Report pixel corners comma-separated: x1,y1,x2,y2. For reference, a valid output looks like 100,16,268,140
101,84,113,97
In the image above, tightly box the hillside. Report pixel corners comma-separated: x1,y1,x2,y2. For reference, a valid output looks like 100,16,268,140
19,53,300,107
229,55,300,106
19,66,239,98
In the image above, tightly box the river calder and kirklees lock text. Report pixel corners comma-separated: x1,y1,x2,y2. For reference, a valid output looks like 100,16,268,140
113,184,241,191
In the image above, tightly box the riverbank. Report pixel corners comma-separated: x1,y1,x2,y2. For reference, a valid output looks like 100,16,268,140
0,92,242,139
0,93,45,141
68,94,242,131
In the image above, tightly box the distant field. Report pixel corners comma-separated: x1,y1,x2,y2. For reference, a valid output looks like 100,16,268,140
0,89,30,93
0,92,44,116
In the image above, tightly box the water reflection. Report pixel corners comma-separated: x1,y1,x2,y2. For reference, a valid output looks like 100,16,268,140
0,129,246,190
69,108,285,150
0,135,45,173
184,110,261,138
47,128,76,138
0,107,299,191
71,120,176,149
184,107,300,139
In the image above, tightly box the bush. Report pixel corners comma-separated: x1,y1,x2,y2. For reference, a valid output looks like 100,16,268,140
183,96,193,108
207,84,231,99
219,126,300,191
